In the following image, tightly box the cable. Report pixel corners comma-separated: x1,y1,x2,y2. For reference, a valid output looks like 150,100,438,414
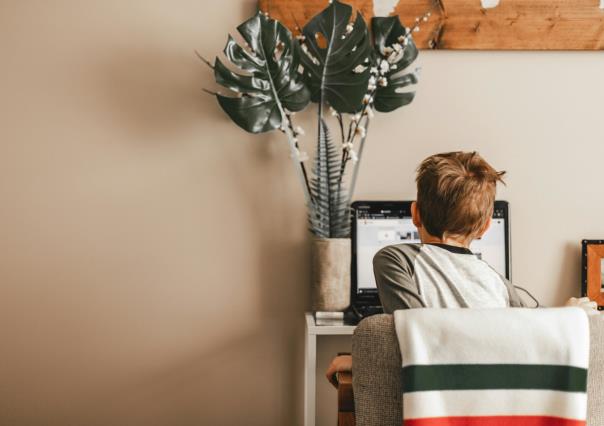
514,285,541,308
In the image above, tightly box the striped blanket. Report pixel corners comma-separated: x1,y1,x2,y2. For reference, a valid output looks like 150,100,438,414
394,308,589,426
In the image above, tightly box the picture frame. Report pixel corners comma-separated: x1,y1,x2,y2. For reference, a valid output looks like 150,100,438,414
581,240,604,310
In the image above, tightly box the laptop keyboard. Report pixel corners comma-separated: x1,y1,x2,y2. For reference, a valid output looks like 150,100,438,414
353,304,384,319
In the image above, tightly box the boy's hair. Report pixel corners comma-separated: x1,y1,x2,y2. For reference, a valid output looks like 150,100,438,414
416,151,505,239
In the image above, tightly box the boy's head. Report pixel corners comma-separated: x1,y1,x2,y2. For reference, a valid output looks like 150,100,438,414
412,151,505,244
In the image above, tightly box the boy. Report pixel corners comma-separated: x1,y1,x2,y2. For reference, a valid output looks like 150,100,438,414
374,151,524,312
326,151,594,387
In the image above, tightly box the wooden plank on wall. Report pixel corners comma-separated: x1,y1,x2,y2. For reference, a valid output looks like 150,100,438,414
258,0,604,50
258,0,374,33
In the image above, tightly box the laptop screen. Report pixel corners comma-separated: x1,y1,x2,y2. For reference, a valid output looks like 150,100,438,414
353,201,510,294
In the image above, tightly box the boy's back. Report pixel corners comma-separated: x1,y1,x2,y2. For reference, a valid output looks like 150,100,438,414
374,242,525,313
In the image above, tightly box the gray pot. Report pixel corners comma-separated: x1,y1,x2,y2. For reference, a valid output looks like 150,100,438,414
311,238,351,312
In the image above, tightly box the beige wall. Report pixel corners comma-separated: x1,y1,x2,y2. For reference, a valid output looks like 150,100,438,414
1,1,604,425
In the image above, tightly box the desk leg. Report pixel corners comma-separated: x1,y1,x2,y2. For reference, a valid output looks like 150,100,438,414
304,327,316,426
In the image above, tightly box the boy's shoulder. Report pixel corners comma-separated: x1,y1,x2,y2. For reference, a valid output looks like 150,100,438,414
374,243,422,266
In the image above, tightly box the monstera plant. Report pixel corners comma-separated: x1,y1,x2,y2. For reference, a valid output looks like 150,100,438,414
204,1,428,310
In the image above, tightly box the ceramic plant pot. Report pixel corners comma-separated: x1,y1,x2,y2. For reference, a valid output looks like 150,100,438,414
311,237,351,311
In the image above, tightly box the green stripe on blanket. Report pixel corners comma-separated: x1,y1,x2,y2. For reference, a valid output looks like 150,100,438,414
402,364,587,393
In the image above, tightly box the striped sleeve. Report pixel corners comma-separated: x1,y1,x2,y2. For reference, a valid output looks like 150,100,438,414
373,244,424,312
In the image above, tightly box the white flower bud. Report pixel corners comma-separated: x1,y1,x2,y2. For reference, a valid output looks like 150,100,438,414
291,148,308,162
353,64,366,74
355,126,366,138
379,60,390,74
295,126,305,135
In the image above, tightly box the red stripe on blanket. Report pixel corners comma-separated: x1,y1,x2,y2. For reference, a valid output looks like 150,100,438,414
404,416,585,426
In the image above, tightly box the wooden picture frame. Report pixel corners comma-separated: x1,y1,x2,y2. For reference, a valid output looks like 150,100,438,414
581,240,604,310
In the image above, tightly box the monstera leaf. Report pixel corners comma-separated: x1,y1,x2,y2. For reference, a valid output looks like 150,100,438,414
371,16,419,113
213,12,310,133
299,1,371,113
309,119,350,238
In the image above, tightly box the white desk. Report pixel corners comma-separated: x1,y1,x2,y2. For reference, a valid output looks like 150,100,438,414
304,312,357,426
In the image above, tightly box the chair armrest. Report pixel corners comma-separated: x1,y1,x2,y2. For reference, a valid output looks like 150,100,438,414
352,314,402,426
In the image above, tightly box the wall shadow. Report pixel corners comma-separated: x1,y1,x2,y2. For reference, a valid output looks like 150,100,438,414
226,129,312,424
93,42,311,424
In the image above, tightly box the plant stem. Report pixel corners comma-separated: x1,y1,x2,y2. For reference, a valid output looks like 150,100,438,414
349,115,371,199
347,92,374,145
281,116,313,207
285,114,314,205
336,112,345,146
333,94,375,217
335,113,348,190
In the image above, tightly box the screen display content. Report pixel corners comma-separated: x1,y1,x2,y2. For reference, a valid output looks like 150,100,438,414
354,203,508,292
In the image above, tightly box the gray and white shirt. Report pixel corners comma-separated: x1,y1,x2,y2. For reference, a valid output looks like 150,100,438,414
373,243,526,313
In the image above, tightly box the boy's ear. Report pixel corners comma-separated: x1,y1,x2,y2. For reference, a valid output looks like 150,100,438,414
411,201,422,228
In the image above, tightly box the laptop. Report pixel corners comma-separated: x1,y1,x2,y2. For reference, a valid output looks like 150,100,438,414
351,200,511,317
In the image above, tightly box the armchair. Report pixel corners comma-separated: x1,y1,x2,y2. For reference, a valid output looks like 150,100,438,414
337,314,604,426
